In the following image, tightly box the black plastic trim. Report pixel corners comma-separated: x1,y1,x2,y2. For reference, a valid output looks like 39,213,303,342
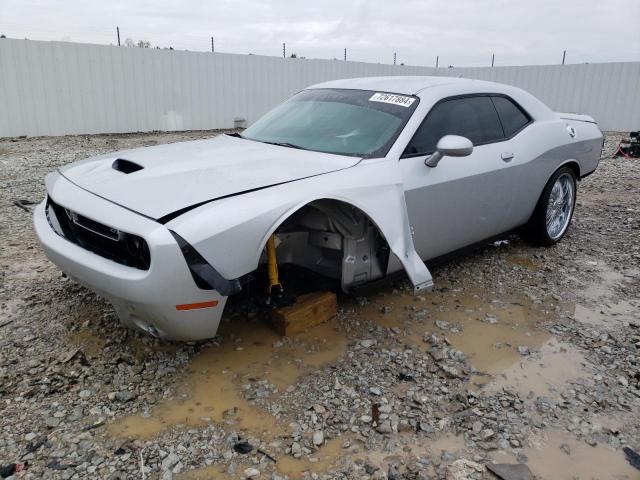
170,231,241,296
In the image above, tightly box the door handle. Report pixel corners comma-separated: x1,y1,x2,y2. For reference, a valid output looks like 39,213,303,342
501,152,514,162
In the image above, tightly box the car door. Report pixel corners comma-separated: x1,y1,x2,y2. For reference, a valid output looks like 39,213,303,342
400,94,522,260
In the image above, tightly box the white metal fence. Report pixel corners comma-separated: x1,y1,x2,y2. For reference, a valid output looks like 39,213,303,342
1,38,638,137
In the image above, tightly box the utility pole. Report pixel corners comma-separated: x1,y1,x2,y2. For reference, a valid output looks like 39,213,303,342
344,48,347,61
562,50,566,65
283,42,286,58
211,37,214,52
491,53,495,67
116,26,120,46
436,55,439,69
393,52,396,65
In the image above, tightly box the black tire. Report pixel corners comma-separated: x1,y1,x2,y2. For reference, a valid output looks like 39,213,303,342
523,166,577,246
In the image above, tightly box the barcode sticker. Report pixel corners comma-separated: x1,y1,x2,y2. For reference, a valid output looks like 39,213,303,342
369,92,415,107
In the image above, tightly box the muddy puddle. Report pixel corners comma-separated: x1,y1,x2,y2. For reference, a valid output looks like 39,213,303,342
351,283,592,398
179,433,470,479
572,300,638,328
108,263,628,477
492,429,638,480
109,317,348,440
483,338,589,397
504,253,541,271
180,436,348,479
68,319,180,360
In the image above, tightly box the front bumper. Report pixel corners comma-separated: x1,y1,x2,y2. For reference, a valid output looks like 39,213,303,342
33,173,227,340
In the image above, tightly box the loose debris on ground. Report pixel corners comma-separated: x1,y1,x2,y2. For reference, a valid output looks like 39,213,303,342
0,131,638,479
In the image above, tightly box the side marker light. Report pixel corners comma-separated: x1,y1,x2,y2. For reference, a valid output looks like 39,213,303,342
175,300,219,311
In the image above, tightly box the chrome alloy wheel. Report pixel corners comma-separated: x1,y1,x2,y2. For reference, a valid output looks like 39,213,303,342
546,172,575,240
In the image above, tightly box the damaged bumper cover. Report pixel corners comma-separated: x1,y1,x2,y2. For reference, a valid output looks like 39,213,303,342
33,172,230,340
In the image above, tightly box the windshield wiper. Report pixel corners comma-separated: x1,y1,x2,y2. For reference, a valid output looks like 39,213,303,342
261,140,306,150
226,132,244,138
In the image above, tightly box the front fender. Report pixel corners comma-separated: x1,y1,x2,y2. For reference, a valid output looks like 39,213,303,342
167,158,433,293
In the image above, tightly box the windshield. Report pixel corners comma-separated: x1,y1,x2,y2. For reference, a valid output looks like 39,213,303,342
241,88,419,158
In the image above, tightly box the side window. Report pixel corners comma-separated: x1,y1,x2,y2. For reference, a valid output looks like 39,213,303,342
491,96,531,137
403,96,504,157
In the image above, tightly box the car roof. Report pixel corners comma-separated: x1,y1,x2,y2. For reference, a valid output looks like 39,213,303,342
307,75,490,95
306,75,555,121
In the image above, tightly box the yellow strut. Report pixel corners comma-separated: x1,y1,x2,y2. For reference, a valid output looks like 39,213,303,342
266,234,282,294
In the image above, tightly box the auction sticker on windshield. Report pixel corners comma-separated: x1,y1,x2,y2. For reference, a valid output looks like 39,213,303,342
369,92,416,107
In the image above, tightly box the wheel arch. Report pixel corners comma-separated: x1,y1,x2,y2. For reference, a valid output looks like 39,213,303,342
529,161,579,222
255,195,393,263
558,159,581,180
252,195,401,291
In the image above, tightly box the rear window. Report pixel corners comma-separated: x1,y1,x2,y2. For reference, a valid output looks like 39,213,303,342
491,96,531,137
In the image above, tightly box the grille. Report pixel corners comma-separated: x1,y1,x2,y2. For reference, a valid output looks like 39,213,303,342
46,197,151,270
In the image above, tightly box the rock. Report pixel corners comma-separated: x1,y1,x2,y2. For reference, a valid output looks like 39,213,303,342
441,451,456,462
161,471,173,480
369,387,382,395
480,428,495,440
243,467,260,478
472,421,483,433
290,442,302,456
313,430,324,446
161,453,180,471
486,463,534,480
517,346,530,356
560,443,571,455
376,420,392,434
45,417,61,428
435,320,450,330
484,314,498,324
360,339,376,348
78,389,92,399
446,459,484,479
440,364,463,379
114,391,136,402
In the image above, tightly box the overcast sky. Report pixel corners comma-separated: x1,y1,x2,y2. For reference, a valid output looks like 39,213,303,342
2,0,639,67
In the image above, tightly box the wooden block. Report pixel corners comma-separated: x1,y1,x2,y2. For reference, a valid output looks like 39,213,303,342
272,291,337,336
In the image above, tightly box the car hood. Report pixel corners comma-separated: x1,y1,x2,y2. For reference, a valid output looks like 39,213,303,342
59,135,360,220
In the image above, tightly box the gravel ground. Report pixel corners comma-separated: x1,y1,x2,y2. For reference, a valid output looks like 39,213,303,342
0,131,638,480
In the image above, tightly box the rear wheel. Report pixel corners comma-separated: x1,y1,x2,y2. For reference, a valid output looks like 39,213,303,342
523,166,577,246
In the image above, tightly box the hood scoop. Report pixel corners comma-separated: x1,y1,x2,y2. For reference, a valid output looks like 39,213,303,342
112,158,144,174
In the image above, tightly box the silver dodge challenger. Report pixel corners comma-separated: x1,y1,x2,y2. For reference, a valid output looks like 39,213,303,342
34,76,603,340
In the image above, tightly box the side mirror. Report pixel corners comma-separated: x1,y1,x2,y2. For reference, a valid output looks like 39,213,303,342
425,135,473,167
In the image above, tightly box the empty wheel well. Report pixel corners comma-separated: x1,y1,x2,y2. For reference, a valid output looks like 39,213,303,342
268,199,391,291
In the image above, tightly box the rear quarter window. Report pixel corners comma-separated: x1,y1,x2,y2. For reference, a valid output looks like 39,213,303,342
491,96,531,137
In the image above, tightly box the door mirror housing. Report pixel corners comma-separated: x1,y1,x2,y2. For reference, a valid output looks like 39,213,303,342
425,135,474,167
